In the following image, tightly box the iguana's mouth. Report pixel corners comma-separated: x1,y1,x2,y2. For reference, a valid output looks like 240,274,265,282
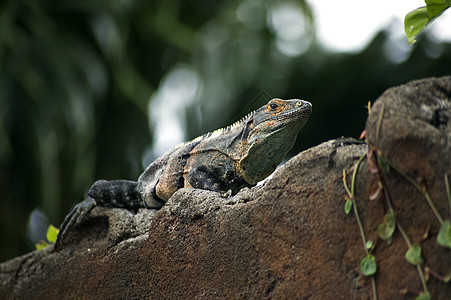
275,101,312,122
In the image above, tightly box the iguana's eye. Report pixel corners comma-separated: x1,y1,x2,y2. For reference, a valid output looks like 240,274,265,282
270,103,278,110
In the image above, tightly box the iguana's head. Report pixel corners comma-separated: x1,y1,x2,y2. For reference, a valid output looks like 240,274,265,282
251,98,312,133
239,98,312,185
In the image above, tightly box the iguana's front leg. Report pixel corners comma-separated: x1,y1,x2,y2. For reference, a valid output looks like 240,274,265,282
54,179,152,251
186,165,226,192
54,196,96,251
186,165,250,196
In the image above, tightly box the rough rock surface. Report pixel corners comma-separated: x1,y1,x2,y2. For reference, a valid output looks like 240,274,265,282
364,76,451,299
1,77,450,299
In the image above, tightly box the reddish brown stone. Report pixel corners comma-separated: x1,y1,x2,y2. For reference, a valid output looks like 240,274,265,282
1,77,450,299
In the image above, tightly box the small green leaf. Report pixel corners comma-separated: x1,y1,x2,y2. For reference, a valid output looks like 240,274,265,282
377,209,396,243
405,244,424,265
365,240,373,251
35,240,49,250
344,199,353,214
360,255,377,276
415,291,431,300
437,220,451,248
46,224,59,244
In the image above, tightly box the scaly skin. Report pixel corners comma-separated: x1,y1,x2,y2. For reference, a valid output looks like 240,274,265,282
54,98,312,250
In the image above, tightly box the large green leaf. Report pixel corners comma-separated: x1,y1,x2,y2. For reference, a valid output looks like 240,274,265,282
426,0,450,19
405,1,450,45
405,7,430,45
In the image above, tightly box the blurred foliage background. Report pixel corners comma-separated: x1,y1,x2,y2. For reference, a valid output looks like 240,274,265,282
1,0,450,261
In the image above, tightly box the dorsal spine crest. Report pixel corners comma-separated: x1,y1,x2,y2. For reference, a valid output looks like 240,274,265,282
205,110,255,139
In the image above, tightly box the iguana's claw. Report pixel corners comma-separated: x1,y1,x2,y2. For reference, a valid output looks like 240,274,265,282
53,197,96,252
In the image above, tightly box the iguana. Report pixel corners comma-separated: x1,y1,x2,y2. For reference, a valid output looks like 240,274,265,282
54,98,312,250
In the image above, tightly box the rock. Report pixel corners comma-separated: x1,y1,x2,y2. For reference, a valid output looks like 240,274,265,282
364,76,451,299
1,77,450,299
366,76,451,190
1,139,369,299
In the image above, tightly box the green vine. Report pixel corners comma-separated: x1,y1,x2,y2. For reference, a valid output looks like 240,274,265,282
376,154,451,250
348,99,449,299
378,155,444,225
397,221,429,299
445,173,451,219
343,153,377,300
370,149,451,299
